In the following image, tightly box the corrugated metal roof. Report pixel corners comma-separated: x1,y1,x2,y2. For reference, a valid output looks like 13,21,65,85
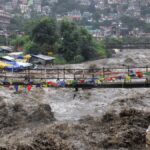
8,52,23,56
33,54,55,61
2,56,15,61
0,46,12,51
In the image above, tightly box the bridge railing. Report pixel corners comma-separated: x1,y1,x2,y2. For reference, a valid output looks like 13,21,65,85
0,66,149,88
0,66,149,81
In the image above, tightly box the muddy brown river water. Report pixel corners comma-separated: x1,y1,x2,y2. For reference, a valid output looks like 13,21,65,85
0,49,150,150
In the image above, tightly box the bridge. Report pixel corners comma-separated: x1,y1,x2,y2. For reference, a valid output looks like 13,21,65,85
105,43,150,49
0,66,150,89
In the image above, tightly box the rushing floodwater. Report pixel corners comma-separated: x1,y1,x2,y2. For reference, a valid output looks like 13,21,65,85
0,49,150,121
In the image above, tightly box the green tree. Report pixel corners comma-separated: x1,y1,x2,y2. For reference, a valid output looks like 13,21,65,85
79,28,97,60
59,20,80,62
31,18,58,53
24,19,40,36
11,35,30,50
95,40,109,58
11,18,107,63
104,37,123,46
59,20,97,62
24,41,39,54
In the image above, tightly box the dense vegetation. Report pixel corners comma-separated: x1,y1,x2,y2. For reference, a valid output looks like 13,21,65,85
10,18,107,64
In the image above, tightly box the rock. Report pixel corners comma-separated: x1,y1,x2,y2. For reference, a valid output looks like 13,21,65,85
0,102,55,130
16,133,70,150
27,104,55,123
124,57,136,65
0,147,7,150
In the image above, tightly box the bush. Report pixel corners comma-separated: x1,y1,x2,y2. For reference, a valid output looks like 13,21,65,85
54,55,67,64
95,41,107,58
74,55,84,63
24,41,39,55
11,35,30,50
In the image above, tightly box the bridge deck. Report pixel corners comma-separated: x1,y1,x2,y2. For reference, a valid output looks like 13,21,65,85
73,82,150,88
0,66,150,88
1,81,150,88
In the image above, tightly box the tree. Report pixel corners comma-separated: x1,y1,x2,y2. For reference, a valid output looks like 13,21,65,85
59,20,97,62
104,37,123,46
31,18,58,53
24,19,40,36
24,41,39,55
11,18,107,63
11,35,30,50
59,20,79,61
79,27,97,60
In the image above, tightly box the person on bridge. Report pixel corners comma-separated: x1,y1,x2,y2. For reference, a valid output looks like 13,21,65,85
72,78,78,92
146,78,149,84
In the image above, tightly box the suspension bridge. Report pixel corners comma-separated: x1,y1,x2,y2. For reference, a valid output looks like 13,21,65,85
0,66,150,89
105,43,150,49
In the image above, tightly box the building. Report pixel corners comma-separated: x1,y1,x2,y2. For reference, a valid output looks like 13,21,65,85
19,0,28,4
145,15,150,23
12,0,18,8
0,10,11,29
4,2,14,12
67,10,82,21
30,54,55,65
20,4,29,13
0,56,15,62
0,46,13,56
33,0,42,12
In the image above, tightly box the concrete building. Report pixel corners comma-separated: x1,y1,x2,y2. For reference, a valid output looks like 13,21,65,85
4,2,14,12
145,15,150,23
12,0,18,8
33,0,42,12
20,4,29,13
67,10,82,21
0,10,11,29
